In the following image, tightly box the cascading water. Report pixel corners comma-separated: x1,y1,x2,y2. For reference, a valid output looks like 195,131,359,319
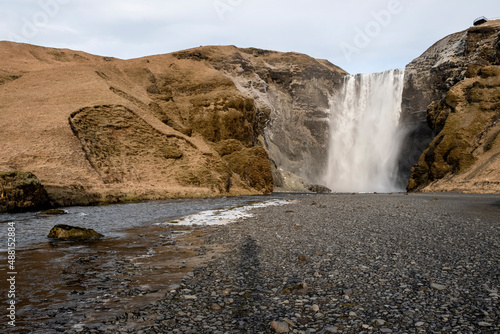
323,69,405,193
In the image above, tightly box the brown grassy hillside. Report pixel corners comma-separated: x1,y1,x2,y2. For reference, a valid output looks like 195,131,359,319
0,42,344,207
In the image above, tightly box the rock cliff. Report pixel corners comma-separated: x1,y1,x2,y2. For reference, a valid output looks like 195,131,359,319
401,20,500,193
0,42,346,206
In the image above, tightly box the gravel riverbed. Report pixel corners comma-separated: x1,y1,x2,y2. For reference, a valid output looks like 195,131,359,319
70,193,499,334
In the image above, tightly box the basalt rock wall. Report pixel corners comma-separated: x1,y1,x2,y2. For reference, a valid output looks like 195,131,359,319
400,20,500,193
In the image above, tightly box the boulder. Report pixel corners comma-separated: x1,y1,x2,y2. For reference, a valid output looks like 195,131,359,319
307,184,332,193
47,224,104,240
0,171,50,213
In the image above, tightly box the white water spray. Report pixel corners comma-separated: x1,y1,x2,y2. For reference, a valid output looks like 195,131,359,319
324,69,405,193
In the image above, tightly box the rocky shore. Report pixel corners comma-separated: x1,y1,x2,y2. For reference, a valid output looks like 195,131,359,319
67,193,499,334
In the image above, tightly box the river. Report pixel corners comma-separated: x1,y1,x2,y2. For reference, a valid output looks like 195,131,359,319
0,194,292,333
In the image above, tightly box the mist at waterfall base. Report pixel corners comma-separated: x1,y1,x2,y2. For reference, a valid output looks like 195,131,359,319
324,69,406,193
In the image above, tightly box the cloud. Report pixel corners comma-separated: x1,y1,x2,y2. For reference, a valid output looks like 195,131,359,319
1,0,499,73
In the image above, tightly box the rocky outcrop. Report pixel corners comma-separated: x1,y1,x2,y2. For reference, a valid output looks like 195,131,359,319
0,171,50,213
307,184,332,194
202,48,347,189
402,20,500,192
47,224,104,240
407,65,500,192
0,42,345,203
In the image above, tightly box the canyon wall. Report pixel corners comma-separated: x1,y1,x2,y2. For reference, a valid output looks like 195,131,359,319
400,20,500,193
0,42,345,209
2,19,499,212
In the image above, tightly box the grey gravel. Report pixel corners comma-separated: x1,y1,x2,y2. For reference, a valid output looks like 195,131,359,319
69,193,500,333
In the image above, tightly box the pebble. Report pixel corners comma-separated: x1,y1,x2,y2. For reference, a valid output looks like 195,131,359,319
65,194,500,334
270,320,290,333
430,282,447,291
478,322,492,327
182,295,197,300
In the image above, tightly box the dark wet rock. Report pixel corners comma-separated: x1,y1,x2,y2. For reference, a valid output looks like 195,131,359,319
47,224,104,240
38,209,67,215
0,171,50,213
307,184,332,193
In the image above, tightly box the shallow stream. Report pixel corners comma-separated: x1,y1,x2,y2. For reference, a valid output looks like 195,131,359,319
0,194,291,333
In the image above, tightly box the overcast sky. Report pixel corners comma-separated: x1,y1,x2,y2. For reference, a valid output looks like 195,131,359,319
1,0,498,74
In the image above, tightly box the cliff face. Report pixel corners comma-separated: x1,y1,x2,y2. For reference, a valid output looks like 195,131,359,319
0,42,345,206
401,20,500,193
166,47,347,189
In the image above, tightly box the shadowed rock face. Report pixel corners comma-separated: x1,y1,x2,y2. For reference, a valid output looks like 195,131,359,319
401,20,500,193
0,171,50,213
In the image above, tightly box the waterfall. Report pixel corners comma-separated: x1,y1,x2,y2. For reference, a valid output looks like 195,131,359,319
323,69,405,193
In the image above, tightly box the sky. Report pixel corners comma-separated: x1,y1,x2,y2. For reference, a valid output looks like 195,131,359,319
0,0,498,74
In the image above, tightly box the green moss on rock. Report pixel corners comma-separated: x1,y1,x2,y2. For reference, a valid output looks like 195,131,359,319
47,224,104,240
407,65,500,191
0,171,50,213
224,147,274,194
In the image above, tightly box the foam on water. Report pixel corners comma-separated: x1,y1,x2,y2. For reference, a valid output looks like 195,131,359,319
165,199,294,226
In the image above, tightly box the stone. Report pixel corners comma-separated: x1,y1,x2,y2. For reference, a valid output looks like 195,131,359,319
282,318,295,328
478,322,492,327
270,320,289,333
430,283,447,291
307,184,332,194
183,295,198,300
298,255,310,262
47,224,104,240
310,304,320,312
38,209,67,215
